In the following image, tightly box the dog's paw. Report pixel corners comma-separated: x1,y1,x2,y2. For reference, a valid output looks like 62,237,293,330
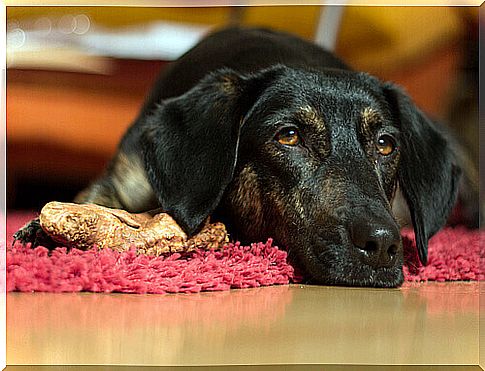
13,218,58,250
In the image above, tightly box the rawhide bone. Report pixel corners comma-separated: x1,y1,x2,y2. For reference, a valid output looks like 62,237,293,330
39,201,228,255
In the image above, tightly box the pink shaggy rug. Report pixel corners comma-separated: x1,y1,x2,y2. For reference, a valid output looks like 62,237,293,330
6,212,484,293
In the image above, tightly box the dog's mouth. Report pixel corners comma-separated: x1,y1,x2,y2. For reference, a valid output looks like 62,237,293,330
292,240,404,288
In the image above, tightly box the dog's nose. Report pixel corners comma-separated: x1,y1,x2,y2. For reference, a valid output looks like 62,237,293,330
351,220,401,268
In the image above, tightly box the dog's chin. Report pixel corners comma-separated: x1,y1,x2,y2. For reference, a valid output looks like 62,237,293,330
296,244,404,288
307,264,404,288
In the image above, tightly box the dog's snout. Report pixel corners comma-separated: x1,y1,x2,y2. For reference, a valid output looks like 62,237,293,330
351,220,401,268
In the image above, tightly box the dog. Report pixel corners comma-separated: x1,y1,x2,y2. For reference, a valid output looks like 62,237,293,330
15,27,462,288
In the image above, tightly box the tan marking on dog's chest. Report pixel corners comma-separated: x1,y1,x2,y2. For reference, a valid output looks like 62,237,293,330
229,164,264,235
220,74,240,96
292,192,306,219
112,152,157,212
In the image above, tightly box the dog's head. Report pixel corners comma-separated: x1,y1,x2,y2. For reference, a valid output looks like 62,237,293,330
142,65,460,288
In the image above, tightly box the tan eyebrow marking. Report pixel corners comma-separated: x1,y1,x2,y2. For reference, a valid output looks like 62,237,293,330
297,105,325,129
361,107,381,133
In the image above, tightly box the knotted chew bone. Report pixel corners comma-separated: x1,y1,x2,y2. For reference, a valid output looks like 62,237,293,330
39,201,228,255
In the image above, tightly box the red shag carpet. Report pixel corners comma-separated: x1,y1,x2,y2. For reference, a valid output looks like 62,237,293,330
6,212,484,293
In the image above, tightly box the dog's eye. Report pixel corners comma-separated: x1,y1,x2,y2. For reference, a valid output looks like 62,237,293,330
376,134,396,156
275,127,301,146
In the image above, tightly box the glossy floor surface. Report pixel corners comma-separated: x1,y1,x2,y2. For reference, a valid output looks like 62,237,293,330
7,282,481,366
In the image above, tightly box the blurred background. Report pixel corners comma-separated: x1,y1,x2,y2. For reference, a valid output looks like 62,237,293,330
6,6,480,225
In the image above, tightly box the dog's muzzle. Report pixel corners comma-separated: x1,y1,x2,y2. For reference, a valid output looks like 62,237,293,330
306,204,404,287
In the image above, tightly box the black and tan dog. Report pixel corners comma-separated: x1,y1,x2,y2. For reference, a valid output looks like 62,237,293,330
15,27,462,288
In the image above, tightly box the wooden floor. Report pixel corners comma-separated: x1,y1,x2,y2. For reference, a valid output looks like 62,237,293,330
6,282,483,369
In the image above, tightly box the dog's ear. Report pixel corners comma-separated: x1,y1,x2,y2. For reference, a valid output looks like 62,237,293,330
383,82,461,265
142,66,284,235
